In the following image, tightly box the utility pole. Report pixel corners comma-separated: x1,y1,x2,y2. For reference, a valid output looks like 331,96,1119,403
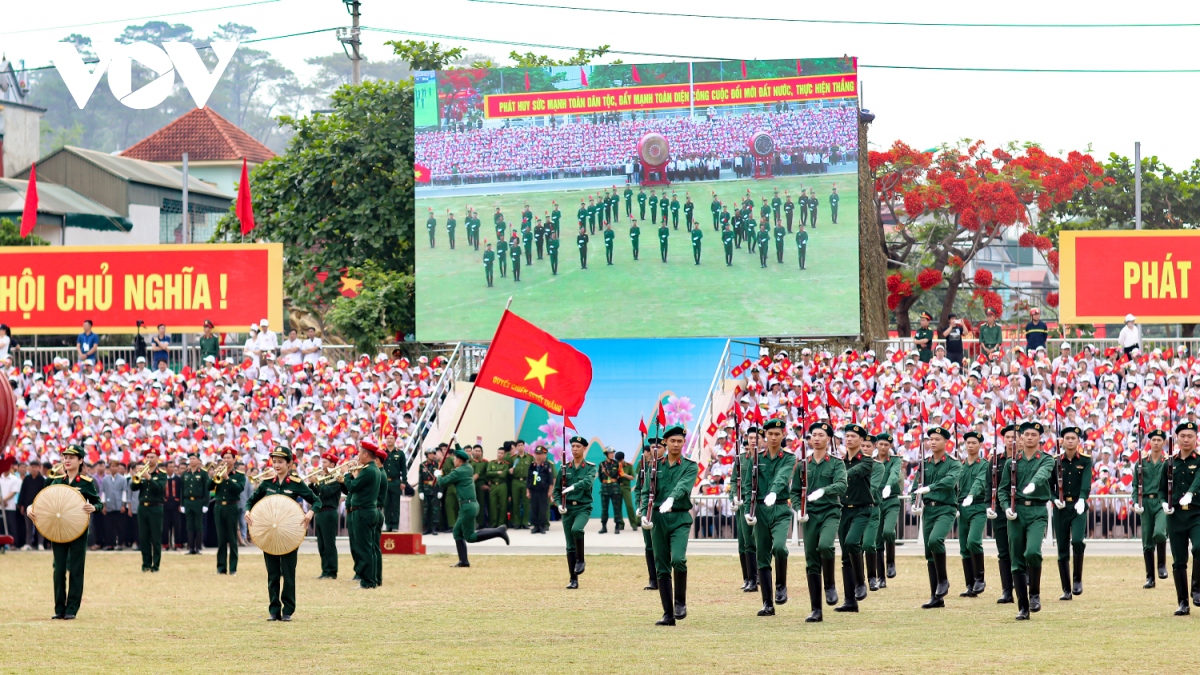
339,0,362,85
181,152,190,243
1134,141,1142,230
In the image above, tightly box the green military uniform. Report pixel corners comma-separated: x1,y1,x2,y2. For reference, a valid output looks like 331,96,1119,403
624,187,633,218
771,194,782,226
915,432,962,607
198,334,220,362
495,238,508,278
649,194,659,224
471,457,489,527
992,438,1015,603
418,453,442,535
1131,445,1168,586
683,199,694,230
690,227,702,264
209,465,246,574
438,457,487,545
131,464,167,572
598,456,622,532
509,243,522,282
629,224,640,261
1161,425,1200,615
732,445,756,591
587,200,597,233
508,450,533,528
874,451,903,580
483,248,495,287
341,460,381,588
710,197,721,229
551,206,562,235
998,424,1056,619
426,213,437,247
862,457,885,589
468,214,480,249
658,225,669,262
634,446,659,589
577,232,588,269
808,194,819,227
45,457,103,618
830,189,840,223
313,475,342,578
439,453,458,530
247,463,323,618
797,193,809,226
604,227,615,265
384,446,407,532
521,226,533,266
494,215,506,243
721,227,734,266
618,458,637,531
756,227,770,268
796,229,809,269
659,197,668,226
744,431,796,613
957,445,990,596
638,190,648,220
180,466,208,554
759,201,771,223
669,196,680,229
547,236,561,275
915,326,935,362
577,203,588,230
1051,436,1092,599
790,424,847,617
553,444,596,586
773,224,786,263
486,456,509,528
446,215,457,249
374,465,387,586
643,429,698,625
838,437,877,609
784,198,795,231
534,223,545,259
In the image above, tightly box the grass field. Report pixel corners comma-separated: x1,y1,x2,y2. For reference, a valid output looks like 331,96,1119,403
415,174,859,341
3,552,1190,674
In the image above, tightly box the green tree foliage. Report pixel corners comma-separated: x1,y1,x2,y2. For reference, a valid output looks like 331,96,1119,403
387,40,467,72
507,47,612,67
325,261,413,355
0,218,50,246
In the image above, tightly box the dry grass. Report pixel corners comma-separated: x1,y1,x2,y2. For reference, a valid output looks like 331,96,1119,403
0,551,1193,674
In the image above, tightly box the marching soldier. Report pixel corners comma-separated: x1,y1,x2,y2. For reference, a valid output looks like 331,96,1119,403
644,425,698,626
617,451,637,532
339,440,382,589
246,446,320,619
604,223,615,265
496,236,508,278
577,227,589,269
577,200,588,231
798,190,809,227
668,193,679,229
722,224,734,266
554,436,597,589
638,187,648,220
493,207,505,241
610,188,620,223
181,453,207,554
659,193,669,226
748,418,797,617
509,236,522,282
710,193,721,229
521,202,533,230
439,444,458,532
471,446,489,528
508,441,533,529
998,421,1055,620
809,191,820,228
784,194,795,231
957,431,990,597
720,205,731,237
629,220,641,261
131,448,167,573
757,223,770,269
522,222,533,266
912,426,961,609
830,186,839,224
635,438,664,590
759,198,771,224
547,231,560,275
426,208,437,248
773,221,786,264
446,210,457,249
835,424,875,612
314,451,343,579
599,447,621,533
988,424,1018,603
792,421,846,623
534,219,546,260
648,191,658,225
1053,426,1092,600
1162,421,1200,615
624,185,634,219
551,202,562,235
658,222,670,263
690,226,702,265
528,446,554,534
796,224,809,269
469,208,481,250
384,436,407,532
771,190,782,227
873,433,904,586
733,427,760,593
683,195,694,230
419,448,442,536
34,444,101,620
483,243,495,287
373,452,387,587
487,446,509,528
208,448,245,575
861,436,884,591
1132,430,1168,587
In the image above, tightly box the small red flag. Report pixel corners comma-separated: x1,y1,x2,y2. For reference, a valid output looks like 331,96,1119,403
1169,389,1180,412
956,406,969,427
20,162,38,238
796,59,803,76
757,355,771,369
638,417,647,435
580,67,588,87
474,309,592,417
564,415,576,430
657,402,667,428
827,389,843,410
414,162,432,184
740,60,747,78
524,70,530,91
236,158,255,236
631,64,641,84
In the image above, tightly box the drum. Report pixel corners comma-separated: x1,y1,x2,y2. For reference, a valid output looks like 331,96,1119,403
0,377,15,454
32,484,90,543
750,131,775,157
249,494,307,555
638,133,670,166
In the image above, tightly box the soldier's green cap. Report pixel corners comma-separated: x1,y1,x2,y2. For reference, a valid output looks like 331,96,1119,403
646,436,663,445
570,436,589,447
926,426,951,440
270,446,293,461
534,446,547,455
1176,421,1199,434
187,452,199,459
1061,426,1085,440
743,426,760,436
1148,430,1167,440
873,432,893,443
453,448,471,461
763,418,786,431
662,425,686,440
808,421,833,436
843,423,868,439
62,444,85,458
1001,424,1017,435
1019,421,1044,435
962,431,983,442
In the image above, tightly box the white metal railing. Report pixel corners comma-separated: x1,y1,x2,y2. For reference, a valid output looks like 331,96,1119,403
874,336,1200,361
4,342,387,373
401,343,488,468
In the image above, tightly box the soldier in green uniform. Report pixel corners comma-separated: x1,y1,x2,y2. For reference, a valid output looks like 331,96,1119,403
629,220,640,261
690,226,702,265
773,221,786,263
834,424,876,612
439,445,458,530
808,192,820,228
487,446,509,528
34,444,102,619
915,312,935,362
759,198,771,224
446,210,457,249
495,237,508,278
509,237,522,282
710,193,721,229
911,426,962,609
732,428,759,593
957,431,990,597
521,202,533,231
181,453,208,554
534,219,546,260
669,193,680,229
470,208,481,250
719,205,731,237
598,447,621,533
616,451,637,532
873,433,904,586
721,224,735,266
577,200,588,232
638,188,648,220
798,189,809,227
208,448,246,574
131,448,167,572
645,425,698,626
784,194,795,231
658,223,670,262
756,223,770,269
312,452,343,579
1162,421,1200,615
528,446,554,534
830,186,840,224
1052,426,1093,600
624,186,634,218
1132,430,1168,587
553,436,597,589
746,418,797,616
471,446,489,528
601,190,612,224
419,448,442,535
792,422,847,623
426,208,437,248
635,438,664,591
795,223,809,269
482,243,495,287
372,453,387,587
998,421,1055,620
521,222,533,266
658,193,668,226
494,207,505,240
577,227,589,269
547,231,560,274
383,437,407,532
588,195,599,233
683,195,694,230
508,440,532,529
246,446,320,619
771,190,782,227
988,424,1017,603
860,436,884,591
603,223,615,265
338,441,381,589
551,202,562,236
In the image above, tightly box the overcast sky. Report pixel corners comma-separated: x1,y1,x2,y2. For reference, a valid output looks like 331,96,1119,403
5,0,1200,166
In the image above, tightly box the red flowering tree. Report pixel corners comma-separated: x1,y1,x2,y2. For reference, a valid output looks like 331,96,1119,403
871,140,1106,335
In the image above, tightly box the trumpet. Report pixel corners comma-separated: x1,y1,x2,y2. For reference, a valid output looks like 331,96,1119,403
326,459,365,483
210,463,230,483
47,462,66,480
132,463,153,482
250,467,277,484
304,467,330,485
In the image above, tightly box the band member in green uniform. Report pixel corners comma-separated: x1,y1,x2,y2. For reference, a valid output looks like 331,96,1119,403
383,437,407,532
33,444,101,620
957,431,990,597
830,186,840,224
874,432,903,584
509,237,522,282
792,421,847,623
796,223,809,269
604,223,615,265
419,448,442,535
912,426,961,609
534,219,545,260
1162,421,1200,615
495,236,507,278
438,444,510,568
313,451,343,579
598,447,621,533
587,196,597,233
784,194,795,231
635,437,664,590
836,424,876,612
747,418,796,616
494,207,505,240
710,193,721,229
638,188,648,220
659,194,668,226
1052,426,1093,600
690,226,702,265
987,424,1017,603
426,208,436,247
669,193,680,229
547,231,560,274
339,440,381,588
658,223,670,262
808,192,819,228
721,224,734,266
131,448,167,573
577,227,589,269
180,453,208,554
577,200,588,231
648,191,658,225
798,190,809,227
208,448,245,574
483,243,495,287
446,210,457,249
759,198,771,224
245,446,319,620
1132,430,1168,587
771,190,782,226
998,421,1055,620
551,202,562,235
644,425,698,626
683,195,694,230
522,223,533,266
629,220,640,261
373,452,387,586
756,223,770,268
773,221,786,263
554,437,596,589
624,186,634,218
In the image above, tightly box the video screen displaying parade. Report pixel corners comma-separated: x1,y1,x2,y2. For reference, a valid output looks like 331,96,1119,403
414,58,862,341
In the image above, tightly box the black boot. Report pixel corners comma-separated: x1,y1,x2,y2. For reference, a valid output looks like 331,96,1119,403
1014,571,1030,620
822,557,839,606
774,554,788,605
1058,559,1072,601
574,538,586,576
934,552,949,598
756,567,775,616
1143,549,1157,589
1158,541,1169,579
739,553,750,591
656,575,676,625
885,540,897,578
1175,567,1191,616
835,558,859,612
972,552,987,595
599,521,608,534
673,570,687,619
866,551,880,592
921,561,944,608
745,552,759,592
960,557,977,597
852,552,867,601
1073,548,1084,596
1029,564,1042,612
805,573,823,622
1191,562,1200,606
474,526,510,545
644,551,658,590
452,539,470,567
566,552,578,589
996,558,1014,604
876,550,888,589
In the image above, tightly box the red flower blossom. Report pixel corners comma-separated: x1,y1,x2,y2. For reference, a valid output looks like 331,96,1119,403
1046,292,1059,308
973,269,993,287
948,255,964,268
1047,250,1060,274
886,273,904,294
917,268,943,291
1033,235,1053,252
887,294,901,311
1018,232,1037,248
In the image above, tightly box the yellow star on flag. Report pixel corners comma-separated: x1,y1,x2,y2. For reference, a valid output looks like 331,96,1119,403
523,352,558,389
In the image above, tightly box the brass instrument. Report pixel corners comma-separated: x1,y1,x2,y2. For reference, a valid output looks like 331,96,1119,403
326,459,364,483
47,462,67,480
210,463,230,483
303,467,329,485
132,462,153,482
250,467,277,484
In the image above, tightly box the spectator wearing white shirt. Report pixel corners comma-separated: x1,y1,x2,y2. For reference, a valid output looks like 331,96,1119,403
301,327,322,365
0,464,22,550
0,324,11,362
280,329,303,367
243,325,261,375
256,318,278,355
1118,314,1142,357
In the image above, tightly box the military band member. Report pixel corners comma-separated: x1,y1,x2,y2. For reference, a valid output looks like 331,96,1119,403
957,431,989,597
808,192,819,228
547,231,560,275
796,224,809,269
624,186,634,218
438,444,510,568
638,188,648,220
577,227,589,269
721,224,734,266
998,421,1055,620
419,448,442,536
577,200,588,231
798,190,809,227
509,238,522,282
483,243,495,287
246,446,320,620
528,446,554,534
759,198,771,224
658,223,670,262
757,224,770,269
604,223,615,265
1163,421,1200,615
493,207,505,240
495,237,508,278
748,418,797,616
1052,426,1092,600
659,194,668,226
719,205,731,236
874,433,903,584
180,453,208,554
617,451,637,532
554,436,597,589
835,424,875,612
131,448,167,573
771,190,782,227
710,194,721,229
670,194,680,229
599,447,621,533
372,451,387,586
339,440,382,589
534,219,546,260
314,451,344,579
792,421,846,623
521,202,533,230
912,426,961,609
683,196,694,230
426,208,437,248
636,438,664,590
446,211,457,249
784,194,795,231
830,186,840,224
690,226,702,265
1131,430,1168,587
208,447,245,575
644,425,698,626
648,191,658,225
773,222,786,264
522,223,533,266
551,202,562,235
33,444,101,620
629,220,641,261
988,424,1017,603
468,209,481,250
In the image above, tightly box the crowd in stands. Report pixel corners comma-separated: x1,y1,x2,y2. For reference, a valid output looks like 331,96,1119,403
415,107,858,183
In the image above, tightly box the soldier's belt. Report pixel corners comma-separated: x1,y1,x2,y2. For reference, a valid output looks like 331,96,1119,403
1144,493,1159,499
422,481,436,486
458,498,477,505
601,479,616,484
186,496,201,500
140,502,162,507
1021,500,1047,507
319,507,336,512
924,500,949,507
1066,497,1076,502
219,500,236,505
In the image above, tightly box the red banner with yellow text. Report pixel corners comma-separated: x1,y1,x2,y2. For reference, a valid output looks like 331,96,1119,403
483,73,857,119
0,244,283,334
1059,231,1200,323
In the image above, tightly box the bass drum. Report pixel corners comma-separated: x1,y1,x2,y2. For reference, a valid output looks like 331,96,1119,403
638,133,670,166
249,494,307,555
0,374,15,454
750,131,775,157
32,484,90,543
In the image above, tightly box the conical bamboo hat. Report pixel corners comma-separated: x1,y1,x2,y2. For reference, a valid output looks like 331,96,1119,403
32,484,89,543
249,494,306,555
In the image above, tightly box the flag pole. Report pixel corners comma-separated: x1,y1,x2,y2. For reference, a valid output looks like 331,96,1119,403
452,296,513,436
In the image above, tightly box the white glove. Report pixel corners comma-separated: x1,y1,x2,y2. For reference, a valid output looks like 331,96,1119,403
562,485,576,495
641,516,653,529
180,506,186,513
914,486,931,496
807,488,825,503
417,492,424,501
437,492,443,499
659,497,674,513
433,470,442,478
1022,483,1036,495
764,492,777,507
1074,499,1086,515
1054,499,1066,510
202,506,208,513
1181,492,1194,507
986,507,997,519
797,510,809,523
1133,503,1145,515
1164,504,1175,515
881,485,891,499
1005,508,1018,521
961,495,973,507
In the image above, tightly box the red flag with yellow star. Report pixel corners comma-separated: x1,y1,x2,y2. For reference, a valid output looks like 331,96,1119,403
474,309,592,417
414,162,432,184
